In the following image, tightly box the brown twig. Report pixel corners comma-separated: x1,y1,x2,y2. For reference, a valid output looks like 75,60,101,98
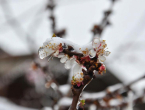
91,0,118,38
47,0,66,37
63,49,83,57
69,72,92,110
82,75,145,109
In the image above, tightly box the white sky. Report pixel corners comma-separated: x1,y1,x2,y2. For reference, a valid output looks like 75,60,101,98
0,0,145,86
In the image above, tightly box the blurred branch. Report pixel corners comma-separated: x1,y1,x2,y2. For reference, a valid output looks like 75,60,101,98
46,0,66,37
0,0,41,53
91,0,118,38
83,75,145,109
0,2,44,30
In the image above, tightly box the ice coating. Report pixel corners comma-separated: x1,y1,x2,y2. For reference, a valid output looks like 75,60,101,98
38,36,110,86
38,37,81,59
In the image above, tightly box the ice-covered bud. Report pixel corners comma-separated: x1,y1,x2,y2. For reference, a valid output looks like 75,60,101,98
38,37,63,59
59,55,68,63
92,37,100,49
99,65,105,71
103,51,111,56
71,63,84,86
65,58,76,69
74,72,83,83
91,37,110,62
89,49,96,58
98,55,106,62
80,37,110,61
99,64,106,74
58,54,76,69
80,48,89,56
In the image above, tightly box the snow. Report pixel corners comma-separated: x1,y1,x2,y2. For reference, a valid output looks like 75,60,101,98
58,97,72,106
130,78,145,96
41,107,52,110
107,83,123,92
82,91,106,99
58,84,70,95
89,104,97,110
109,99,121,106
0,97,38,110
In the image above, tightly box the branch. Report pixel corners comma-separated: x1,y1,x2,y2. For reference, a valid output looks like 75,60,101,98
47,0,66,37
69,71,92,110
63,49,83,57
38,37,109,110
91,0,118,38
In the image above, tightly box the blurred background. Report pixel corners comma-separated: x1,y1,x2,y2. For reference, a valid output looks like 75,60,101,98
0,0,145,110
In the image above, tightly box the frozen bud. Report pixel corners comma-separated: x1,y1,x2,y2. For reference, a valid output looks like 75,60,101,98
65,58,76,69
104,51,111,56
89,49,96,58
72,63,85,86
74,73,83,81
53,50,59,57
100,40,107,48
99,65,106,71
81,48,89,56
94,38,100,44
98,64,106,74
92,37,100,48
38,37,64,59
98,55,106,62
38,47,48,59
91,37,110,63
73,63,83,74
60,55,68,63
57,54,65,58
